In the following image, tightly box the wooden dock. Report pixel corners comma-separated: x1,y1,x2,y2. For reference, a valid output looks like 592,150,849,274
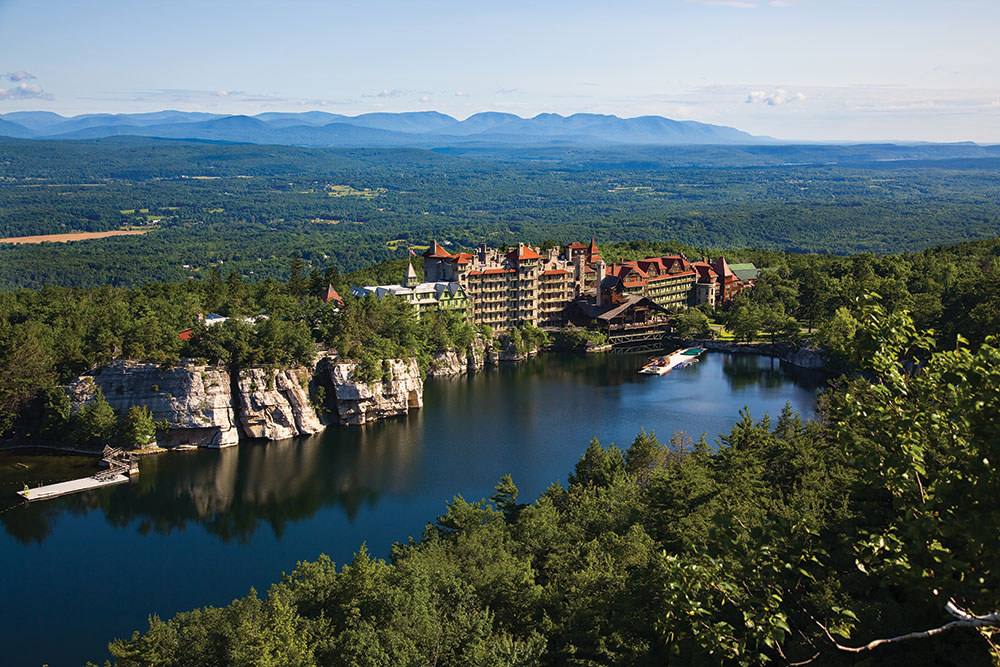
17,473,130,501
16,446,138,503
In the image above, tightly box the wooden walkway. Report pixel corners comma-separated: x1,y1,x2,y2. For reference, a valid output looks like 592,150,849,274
17,473,130,501
16,446,138,503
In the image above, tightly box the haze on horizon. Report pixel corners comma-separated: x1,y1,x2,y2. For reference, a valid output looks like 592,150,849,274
1,0,998,143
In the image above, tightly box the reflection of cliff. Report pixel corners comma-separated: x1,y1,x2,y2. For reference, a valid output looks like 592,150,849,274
720,353,830,392
3,413,425,544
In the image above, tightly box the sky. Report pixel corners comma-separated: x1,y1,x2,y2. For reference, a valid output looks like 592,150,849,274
1,0,998,142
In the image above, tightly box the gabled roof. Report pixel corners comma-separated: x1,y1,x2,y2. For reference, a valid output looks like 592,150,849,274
691,262,719,281
422,240,454,259
728,263,761,282
712,255,735,278
567,242,588,250
506,244,542,261
575,294,668,321
588,238,599,255
323,284,344,305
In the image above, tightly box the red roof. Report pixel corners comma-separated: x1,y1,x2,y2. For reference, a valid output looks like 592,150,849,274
588,238,599,254
454,252,473,264
712,255,735,278
178,329,195,341
692,262,719,281
567,242,588,250
423,240,454,259
506,245,542,261
542,269,569,276
323,284,344,305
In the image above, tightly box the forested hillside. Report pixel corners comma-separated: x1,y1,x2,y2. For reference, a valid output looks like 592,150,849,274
2,138,999,289
97,303,1000,665
3,237,998,451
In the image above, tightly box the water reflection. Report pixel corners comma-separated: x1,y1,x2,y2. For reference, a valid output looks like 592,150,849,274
720,353,831,392
3,411,426,544
1,352,828,546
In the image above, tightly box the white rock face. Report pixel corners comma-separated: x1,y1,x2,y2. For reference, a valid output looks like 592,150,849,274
68,360,240,448
427,349,466,377
324,357,423,425
236,368,325,440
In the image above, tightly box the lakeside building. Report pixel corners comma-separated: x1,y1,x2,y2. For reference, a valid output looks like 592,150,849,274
598,253,756,310
350,261,469,317
348,239,757,330
423,240,593,330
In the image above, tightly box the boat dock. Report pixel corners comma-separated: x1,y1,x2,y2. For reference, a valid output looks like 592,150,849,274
16,446,138,503
638,347,704,375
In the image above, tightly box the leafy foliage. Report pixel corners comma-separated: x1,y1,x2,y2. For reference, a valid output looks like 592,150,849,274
101,306,1000,665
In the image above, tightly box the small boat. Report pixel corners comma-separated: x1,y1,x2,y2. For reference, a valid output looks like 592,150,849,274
638,356,670,374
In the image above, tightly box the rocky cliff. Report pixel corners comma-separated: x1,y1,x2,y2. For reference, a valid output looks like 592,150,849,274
426,337,493,377
66,338,532,449
236,368,324,440
68,360,240,448
321,357,423,425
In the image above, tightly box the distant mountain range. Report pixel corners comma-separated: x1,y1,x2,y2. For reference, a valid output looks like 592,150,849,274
0,110,767,147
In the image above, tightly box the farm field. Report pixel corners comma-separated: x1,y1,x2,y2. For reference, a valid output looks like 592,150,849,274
0,229,151,244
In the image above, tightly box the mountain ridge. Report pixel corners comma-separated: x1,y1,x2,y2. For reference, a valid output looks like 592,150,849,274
0,109,768,147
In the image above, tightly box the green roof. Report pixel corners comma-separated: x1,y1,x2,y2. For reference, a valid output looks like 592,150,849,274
729,263,760,282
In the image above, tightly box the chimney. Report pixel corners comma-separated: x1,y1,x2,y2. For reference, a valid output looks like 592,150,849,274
596,259,606,308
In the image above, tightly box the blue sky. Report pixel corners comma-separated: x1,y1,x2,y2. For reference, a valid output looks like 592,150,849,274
1,0,998,141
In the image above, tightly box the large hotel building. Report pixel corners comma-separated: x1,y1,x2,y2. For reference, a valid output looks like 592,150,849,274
351,239,757,332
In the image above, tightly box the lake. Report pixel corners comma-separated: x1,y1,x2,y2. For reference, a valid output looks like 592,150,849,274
0,351,826,666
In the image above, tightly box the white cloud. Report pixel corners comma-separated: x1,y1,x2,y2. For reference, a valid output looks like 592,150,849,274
213,90,245,97
685,0,758,8
363,89,406,98
419,95,431,103
768,0,796,6
454,91,467,97
496,87,517,94
0,82,52,101
746,89,806,105
6,71,36,81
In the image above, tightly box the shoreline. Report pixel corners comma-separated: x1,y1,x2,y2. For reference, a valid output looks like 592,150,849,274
3,344,833,458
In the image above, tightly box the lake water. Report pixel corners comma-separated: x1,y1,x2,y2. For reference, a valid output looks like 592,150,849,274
0,351,826,666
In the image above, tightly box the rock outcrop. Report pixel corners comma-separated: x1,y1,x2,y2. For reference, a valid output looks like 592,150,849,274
322,357,423,425
779,344,827,370
426,349,467,377
69,360,240,448
700,340,830,370
236,368,324,440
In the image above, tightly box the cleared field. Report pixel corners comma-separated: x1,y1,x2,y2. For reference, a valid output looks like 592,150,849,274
0,229,152,244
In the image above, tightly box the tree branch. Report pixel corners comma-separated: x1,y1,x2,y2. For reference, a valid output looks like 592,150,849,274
821,601,1000,653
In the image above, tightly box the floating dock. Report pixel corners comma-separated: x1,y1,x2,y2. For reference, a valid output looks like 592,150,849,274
638,347,704,376
17,472,130,501
16,446,138,503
